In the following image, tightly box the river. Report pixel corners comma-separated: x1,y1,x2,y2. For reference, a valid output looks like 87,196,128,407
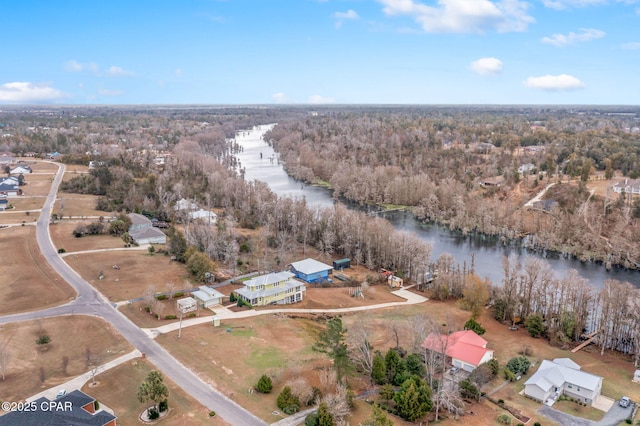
233,124,640,288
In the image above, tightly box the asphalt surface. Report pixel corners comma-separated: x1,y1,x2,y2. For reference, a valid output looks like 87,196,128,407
538,400,634,426
0,162,266,426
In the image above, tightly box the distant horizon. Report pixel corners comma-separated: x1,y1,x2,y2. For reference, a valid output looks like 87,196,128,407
2,1,639,106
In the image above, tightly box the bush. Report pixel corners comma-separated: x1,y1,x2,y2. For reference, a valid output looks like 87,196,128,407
497,413,512,424
158,400,168,412
186,313,196,318
57,248,66,253
534,423,541,426
229,293,237,303
148,408,159,420
155,294,168,300
304,412,319,426
525,314,545,338
164,315,177,320
256,374,273,393
208,411,216,417
94,401,99,411
36,335,51,345
504,369,516,381
506,356,531,375
487,359,500,376
172,292,184,298
277,386,300,415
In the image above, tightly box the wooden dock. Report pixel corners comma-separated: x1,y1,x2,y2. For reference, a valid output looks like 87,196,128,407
571,330,599,353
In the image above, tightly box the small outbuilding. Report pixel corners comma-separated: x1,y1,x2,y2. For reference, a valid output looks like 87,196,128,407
388,275,403,288
288,258,333,283
332,258,351,270
191,286,225,308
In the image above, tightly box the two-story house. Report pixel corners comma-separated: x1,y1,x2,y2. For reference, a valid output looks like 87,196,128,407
234,271,306,306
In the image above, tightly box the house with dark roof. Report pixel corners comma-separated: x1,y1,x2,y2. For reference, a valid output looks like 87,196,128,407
422,330,494,372
0,389,116,425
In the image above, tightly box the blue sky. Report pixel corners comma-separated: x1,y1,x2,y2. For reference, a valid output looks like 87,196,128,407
1,0,639,105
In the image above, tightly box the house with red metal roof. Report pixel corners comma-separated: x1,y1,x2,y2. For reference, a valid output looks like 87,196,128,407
421,330,494,372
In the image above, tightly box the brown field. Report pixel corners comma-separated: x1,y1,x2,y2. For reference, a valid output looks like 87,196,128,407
80,358,221,426
0,211,39,225
0,316,132,402
27,161,59,174
120,300,214,328
21,173,56,197
3,196,45,211
54,193,110,218
0,226,75,314
64,250,189,302
50,221,128,253
62,165,90,182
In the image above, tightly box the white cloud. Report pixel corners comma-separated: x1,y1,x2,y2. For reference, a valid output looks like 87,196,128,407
0,82,66,103
105,66,133,77
470,57,503,75
308,95,336,104
523,74,585,91
622,42,640,50
271,92,289,103
64,60,98,73
334,9,359,19
541,0,633,10
541,28,605,47
378,0,534,33
98,88,124,96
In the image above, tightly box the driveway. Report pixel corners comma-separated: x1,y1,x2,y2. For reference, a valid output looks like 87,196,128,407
538,401,634,426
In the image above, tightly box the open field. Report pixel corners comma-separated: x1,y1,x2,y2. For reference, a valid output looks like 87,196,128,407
21,173,56,197
0,226,75,314
61,165,90,182
80,358,221,426
50,221,128,252
0,316,132,402
54,193,112,219
157,314,326,423
64,250,188,302
0,211,39,225
120,300,214,328
3,196,45,211
26,161,59,174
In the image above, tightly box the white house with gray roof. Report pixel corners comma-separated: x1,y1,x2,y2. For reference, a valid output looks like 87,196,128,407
524,358,603,406
234,271,306,306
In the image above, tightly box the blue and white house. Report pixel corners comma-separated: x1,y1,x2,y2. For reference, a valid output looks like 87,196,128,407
288,258,333,283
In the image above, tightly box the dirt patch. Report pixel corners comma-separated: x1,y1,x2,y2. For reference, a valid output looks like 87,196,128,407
80,358,220,426
50,221,127,253
0,226,75,314
64,251,189,302
0,316,132,402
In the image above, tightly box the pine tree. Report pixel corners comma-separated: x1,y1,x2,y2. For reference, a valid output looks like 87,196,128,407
316,402,334,426
256,374,273,393
371,352,386,385
394,376,432,422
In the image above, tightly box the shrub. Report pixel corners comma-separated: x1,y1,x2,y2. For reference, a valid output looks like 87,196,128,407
57,248,66,253
524,314,544,338
186,313,196,318
504,368,516,381
36,335,51,345
93,401,99,411
164,315,177,320
304,412,319,426
158,400,168,412
460,378,480,400
534,423,541,426
155,294,168,300
256,374,273,393
172,292,184,298
497,413,512,424
208,411,216,417
277,386,300,415
498,399,505,405
229,293,237,303
487,359,500,376
506,356,531,375
148,408,159,420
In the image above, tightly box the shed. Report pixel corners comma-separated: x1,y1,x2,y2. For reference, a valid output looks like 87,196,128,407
288,258,333,283
388,275,403,288
332,258,351,270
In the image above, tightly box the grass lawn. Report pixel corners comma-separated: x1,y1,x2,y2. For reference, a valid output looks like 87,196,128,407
554,398,605,421
64,250,189,302
0,316,132,402
157,315,327,423
50,221,129,253
0,226,75,315
81,358,221,426
119,300,213,328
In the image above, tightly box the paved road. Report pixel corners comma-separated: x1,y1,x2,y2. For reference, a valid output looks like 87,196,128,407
0,161,266,426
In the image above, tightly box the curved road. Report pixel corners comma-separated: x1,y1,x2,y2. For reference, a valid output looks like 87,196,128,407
0,162,266,426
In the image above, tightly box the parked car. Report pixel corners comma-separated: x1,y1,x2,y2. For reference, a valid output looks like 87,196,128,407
619,396,631,408
55,389,67,399
449,367,460,375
